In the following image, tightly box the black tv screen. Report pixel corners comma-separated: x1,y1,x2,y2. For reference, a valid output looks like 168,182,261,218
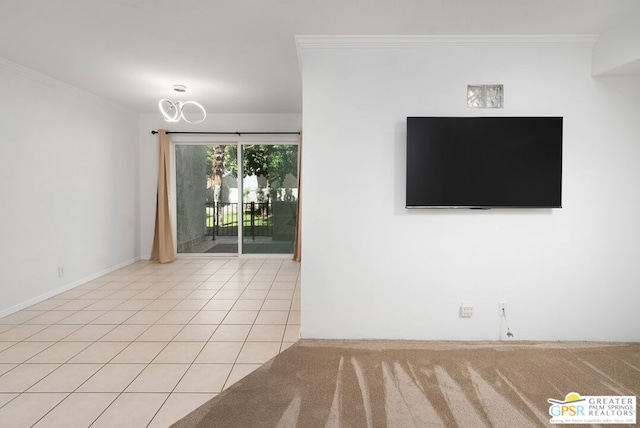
406,117,563,208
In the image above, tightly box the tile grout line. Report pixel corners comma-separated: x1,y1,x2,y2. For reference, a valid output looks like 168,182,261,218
0,258,300,427
145,257,264,427
211,258,264,394
27,262,162,427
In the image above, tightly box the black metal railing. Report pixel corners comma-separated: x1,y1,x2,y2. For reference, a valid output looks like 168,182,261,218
205,202,273,239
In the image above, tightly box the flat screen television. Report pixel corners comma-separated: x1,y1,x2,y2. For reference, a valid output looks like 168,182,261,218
406,116,563,208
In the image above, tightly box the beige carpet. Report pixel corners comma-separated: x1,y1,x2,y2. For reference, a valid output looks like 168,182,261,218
172,340,640,427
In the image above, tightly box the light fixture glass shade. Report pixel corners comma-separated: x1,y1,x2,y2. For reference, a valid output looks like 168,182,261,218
158,98,206,124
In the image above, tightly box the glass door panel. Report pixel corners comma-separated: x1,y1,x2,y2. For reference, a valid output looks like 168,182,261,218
241,144,298,254
176,144,239,254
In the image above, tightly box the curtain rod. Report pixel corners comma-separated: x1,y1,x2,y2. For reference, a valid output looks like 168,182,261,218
151,130,300,136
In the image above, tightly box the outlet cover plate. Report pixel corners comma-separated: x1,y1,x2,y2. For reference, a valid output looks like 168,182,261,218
460,302,473,318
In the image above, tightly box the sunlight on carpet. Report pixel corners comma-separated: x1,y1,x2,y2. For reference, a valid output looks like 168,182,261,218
172,340,640,428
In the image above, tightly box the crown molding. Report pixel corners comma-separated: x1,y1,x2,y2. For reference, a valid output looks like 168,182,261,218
296,34,599,51
0,56,133,115
295,35,599,74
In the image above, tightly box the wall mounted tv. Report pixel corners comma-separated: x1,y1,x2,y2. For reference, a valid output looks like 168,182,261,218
406,116,563,209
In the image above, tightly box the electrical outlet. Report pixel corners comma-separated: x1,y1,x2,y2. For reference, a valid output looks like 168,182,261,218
58,266,64,278
499,302,507,317
460,302,473,318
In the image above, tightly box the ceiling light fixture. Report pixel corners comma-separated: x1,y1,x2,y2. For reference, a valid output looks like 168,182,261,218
158,85,206,124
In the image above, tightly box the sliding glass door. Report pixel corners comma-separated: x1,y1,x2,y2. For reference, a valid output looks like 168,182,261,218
175,144,239,254
174,140,297,255
242,144,298,254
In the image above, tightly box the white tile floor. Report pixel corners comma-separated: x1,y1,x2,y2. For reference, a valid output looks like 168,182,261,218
0,258,300,427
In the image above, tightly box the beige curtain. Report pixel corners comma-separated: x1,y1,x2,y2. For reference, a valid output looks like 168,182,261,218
150,129,176,263
293,133,302,262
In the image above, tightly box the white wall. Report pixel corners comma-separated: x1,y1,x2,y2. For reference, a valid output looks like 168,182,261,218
0,59,139,316
138,113,302,259
593,11,640,75
298,36,640,341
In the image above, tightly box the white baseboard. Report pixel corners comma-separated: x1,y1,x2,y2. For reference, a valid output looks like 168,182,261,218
0,257,140,320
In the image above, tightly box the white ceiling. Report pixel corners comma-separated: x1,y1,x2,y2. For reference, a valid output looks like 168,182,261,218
1,0,639,114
